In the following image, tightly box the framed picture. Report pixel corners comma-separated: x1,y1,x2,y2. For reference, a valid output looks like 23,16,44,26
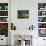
17,10,29,19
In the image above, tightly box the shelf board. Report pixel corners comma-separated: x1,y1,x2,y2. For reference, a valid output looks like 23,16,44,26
38,22,46,23
38,10,46,11
0,22,8,23
0,16,8,17
0,10,8,11
38,28,46,29
38,16,46,17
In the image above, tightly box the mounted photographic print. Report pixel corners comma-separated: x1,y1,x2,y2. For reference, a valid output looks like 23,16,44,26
18,10,29,19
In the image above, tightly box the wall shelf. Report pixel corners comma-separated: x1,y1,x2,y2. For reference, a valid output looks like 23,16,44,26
38,10,46,11
38,28,46,29
0,10,8,11
38,3,46,37
0,3,8,37
38,22,46,23
0,22,8,23
38,16,46,17
0,16,8,17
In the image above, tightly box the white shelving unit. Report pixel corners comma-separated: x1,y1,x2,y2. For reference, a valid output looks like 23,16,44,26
38,10,46,11
38,3,46,37
38,16,46,17
0,10,8,11
0,3,9,45
0,3,8,22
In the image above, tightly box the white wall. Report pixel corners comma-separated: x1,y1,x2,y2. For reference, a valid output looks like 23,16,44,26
11,0,38,30
11,0,46,46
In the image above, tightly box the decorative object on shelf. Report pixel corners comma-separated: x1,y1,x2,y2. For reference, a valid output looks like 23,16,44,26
40,8,44,10
29,25,35,30
38,3,46,10
0,3,8,10
38,29,46,37
11,23,16,30
38,17,46,22
42,12,45,15
43,39,45,40
5,6,8,10
42,11,46,16
0,11,8,16
17,10,29,19
0,17,8,22
38,23,46,28
38,11,46,16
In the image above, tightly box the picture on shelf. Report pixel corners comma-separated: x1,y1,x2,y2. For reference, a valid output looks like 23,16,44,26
38,11,46,16
17,10,29,19
5,5,8,10
38,17,46,22
0,23,8,37
0,3,8,10
38,29,46,37
0,17,8,22
38,3,46,10
0,11,8,16
38,23,46,28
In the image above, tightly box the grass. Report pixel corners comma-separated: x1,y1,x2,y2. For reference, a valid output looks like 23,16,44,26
18,15,29,19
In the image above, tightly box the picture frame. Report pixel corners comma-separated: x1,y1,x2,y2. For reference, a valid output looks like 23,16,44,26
17,10,29,19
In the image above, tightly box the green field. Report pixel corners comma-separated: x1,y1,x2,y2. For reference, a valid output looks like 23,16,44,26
18,15,29,19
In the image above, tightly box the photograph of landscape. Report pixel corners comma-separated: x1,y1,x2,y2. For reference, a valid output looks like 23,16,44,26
18,10,29,19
